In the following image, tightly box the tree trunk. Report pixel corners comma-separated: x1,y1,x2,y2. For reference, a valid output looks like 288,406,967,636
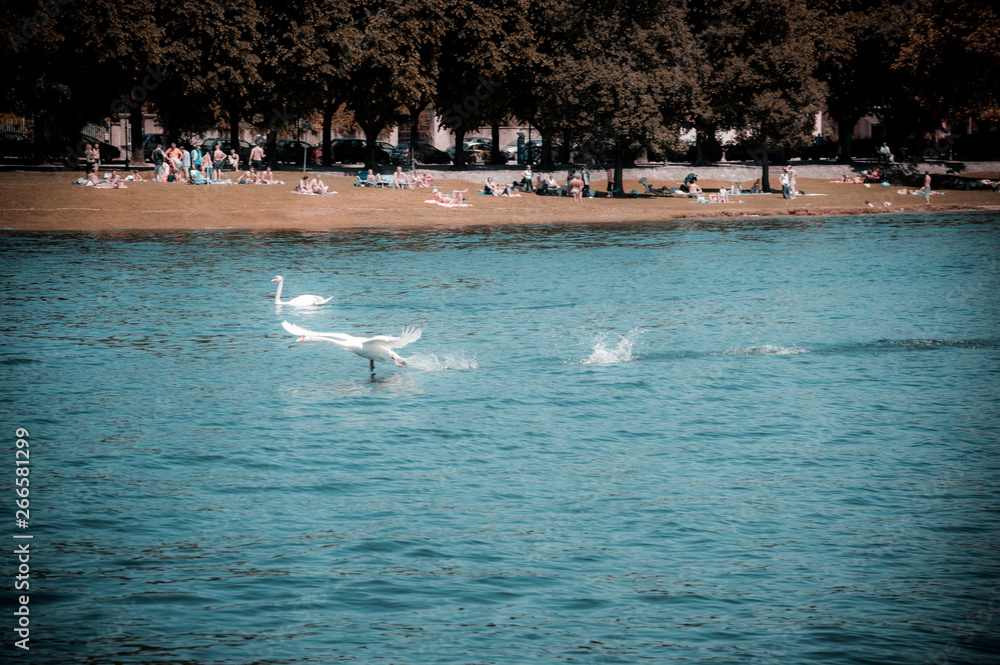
613,140,626,195
760,152,772,193
836,114,861,164
265,129,277,170
407,102,427,171
130,104,145,165
540,129,553,168
559,130,572,164
228,102,241,154
451,127,467,169
491,122,502,164
362,119,385,170
322,101,334,166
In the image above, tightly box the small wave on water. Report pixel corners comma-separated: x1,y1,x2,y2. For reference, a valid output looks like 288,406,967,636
722,344,810,356
874,338,997,350
406,351,479,370
581,328,643,365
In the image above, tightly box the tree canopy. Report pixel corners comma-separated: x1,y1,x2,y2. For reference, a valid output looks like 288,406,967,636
1,0,994,173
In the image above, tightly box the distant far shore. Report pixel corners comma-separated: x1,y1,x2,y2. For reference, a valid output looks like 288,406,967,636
0,166,997,232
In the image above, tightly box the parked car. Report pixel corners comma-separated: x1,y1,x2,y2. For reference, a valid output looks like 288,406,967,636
0,130,33,161
501,138,546,162
40,133,121,166
200,137,254,165
449,137,493,162
331,138,391,164
275,139,315,165
142,133,164,161
391,141,450,165
723,142,790,164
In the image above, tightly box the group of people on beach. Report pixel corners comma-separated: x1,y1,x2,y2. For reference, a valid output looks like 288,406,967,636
238,166,280,185
296,174,331,195
361,167,435,188
150,142,243,183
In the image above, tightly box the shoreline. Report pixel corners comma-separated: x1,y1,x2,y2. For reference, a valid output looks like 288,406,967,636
0,167,997,232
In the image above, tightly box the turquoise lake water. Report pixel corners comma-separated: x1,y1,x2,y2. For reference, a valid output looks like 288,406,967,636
1,212,999,664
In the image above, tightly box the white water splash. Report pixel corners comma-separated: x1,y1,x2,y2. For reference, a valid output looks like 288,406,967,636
581,329,643,365
406,351,479,371
722,344,809,356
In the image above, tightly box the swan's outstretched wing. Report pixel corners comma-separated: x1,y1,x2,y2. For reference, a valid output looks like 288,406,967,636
281,320,353,341
369,326,422,349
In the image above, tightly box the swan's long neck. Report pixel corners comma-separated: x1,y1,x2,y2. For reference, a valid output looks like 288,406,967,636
274,278,283,304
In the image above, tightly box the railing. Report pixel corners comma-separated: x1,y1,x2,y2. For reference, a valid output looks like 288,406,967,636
0,117,30,134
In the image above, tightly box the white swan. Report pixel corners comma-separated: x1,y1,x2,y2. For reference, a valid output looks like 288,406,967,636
282,320,422,371
271,275,332,306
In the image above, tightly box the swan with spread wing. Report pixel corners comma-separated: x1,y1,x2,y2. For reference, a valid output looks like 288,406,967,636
281,321,422,371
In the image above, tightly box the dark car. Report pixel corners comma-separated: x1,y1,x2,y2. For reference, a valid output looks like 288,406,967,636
200,138,253,165
41,133,121,166
0,131,33,161
391,141,450,165
331,138,391,164
142,133,164,162
723,142,791,164
275,139,315,166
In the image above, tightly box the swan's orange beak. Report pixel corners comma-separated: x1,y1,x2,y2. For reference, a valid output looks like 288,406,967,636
296,335,305,342
271,277,279,282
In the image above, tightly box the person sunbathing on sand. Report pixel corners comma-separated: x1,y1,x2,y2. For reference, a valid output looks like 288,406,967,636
718,187,729,202
687,181,703,196
419,170,433,188
296,175,311,193
433,189,468,205
239,168,257,184
310,175,329,195
260,168,276,184
94,170,127,189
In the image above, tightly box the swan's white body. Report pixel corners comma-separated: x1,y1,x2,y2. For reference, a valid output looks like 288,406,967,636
271,276,332,306
281,320,422,369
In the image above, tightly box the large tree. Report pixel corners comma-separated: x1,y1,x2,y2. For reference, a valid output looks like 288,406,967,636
435,0,534,169
341,0,444,170
893,0,1000,125
166,1,267,148
537,0,695,190
811,0,905,164
693,0,826,190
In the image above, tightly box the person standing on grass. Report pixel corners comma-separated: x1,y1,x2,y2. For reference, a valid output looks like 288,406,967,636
213,145,226,173
152,143,167,182
202,149,213,180
84,143,95,173
250,143,264,171
570,173,584,202
780,167,791,199
90,144,101,173
521,164,533,192
180,146,191,183
606,167,614,197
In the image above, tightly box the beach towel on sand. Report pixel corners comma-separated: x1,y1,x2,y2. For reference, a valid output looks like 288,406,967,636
424,200,472,207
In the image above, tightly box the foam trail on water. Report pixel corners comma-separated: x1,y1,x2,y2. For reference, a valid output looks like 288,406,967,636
581,329,643,365
406,351,479,371
722,344,809,356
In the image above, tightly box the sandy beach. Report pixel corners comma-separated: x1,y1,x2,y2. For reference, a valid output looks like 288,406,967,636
1,163,997,231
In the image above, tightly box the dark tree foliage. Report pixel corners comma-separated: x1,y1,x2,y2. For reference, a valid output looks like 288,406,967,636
1,0,993,168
